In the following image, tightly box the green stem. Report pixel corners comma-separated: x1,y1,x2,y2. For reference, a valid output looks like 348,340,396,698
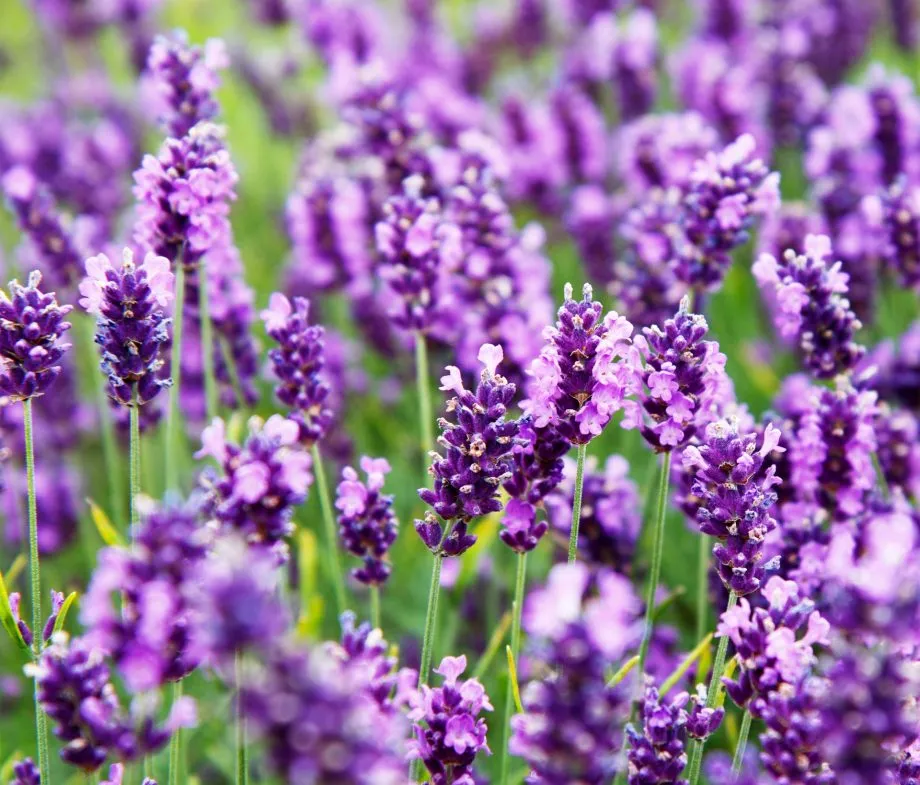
410,553,444,782
129,395,141,535
236,652,248,785
499,551,528,785
686,591,739,785
695,534,710,645
415,332,434,463
567,444,588,563
732,710,753,775
168,680,183,785
165,262,186,493
199,259,219,421
871,450,890,500
24,400,49,783
637,451,673,674
370,586,381,630
311,444,347,616
218,335,247,414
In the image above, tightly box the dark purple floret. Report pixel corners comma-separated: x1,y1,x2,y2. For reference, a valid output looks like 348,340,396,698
335,456,399,585
146,31,227,138
503,418,568,507
79,249,173,407
0,270,73,402
10,758,41,785
416,345,519,557
1,166,84,289
408,655,493,785
262,292,333,447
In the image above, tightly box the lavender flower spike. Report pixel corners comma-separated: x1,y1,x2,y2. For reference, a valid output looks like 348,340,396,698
523,283,634,445
79,249,174,407
753,234,865,378
0,271,73,401
416,344,519,557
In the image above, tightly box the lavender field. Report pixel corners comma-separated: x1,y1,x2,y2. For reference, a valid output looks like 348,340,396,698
0,0,919,783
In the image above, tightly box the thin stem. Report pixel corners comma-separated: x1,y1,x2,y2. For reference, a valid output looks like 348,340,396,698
219,335,247,414
24,400,49,782
686,591,739,785
165,262,186,493
129,396,141,535
415,332,434,463
199,260,219,422
410,553,444,782
236,652,248,785
499,551,528,785
168,680,183,785
732,710,753,775
695,534,710,645
370,586,381,630
567,443,588,563
311,444,347,616
637,451,673,674
871,450,890,500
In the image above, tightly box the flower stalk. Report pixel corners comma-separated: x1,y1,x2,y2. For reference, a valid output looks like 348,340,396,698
567,444,588,563
500,551,527,785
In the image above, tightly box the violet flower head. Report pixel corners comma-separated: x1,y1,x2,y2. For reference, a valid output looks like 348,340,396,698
754,234,865,379
682,418,783,595
0,270,73,402
9,758,41,785
197,415,313,557
524,283,634,445
146,31,228,138
408,654,493,785
416,345,519,557
375,175,461,334
261,292,333,447
623,298,726,452
335,456,399,585
7,588,64,647
79,249,174,407
677,134,780,292
867,177,920,291
241,641,405,785
2,165,84,289
512,564,639,784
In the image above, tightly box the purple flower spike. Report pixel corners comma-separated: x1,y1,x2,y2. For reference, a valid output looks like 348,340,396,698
408,654,493,785
682,418,782,595
754,234,865,378
524,283,634,445
79,249,174,407
262,292,333,447
2,165,84,289
197,415,313,558
147,31,228,138
375,175,461,334
867,177,920,291
10,758,41,785
0,270,73,402
335,456,399,585
623,298,726,452
416,344,519,557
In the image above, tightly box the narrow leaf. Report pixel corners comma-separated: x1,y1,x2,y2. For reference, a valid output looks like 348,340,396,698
472,611,511,680
716,657,740,708
52,592,79,636
661,632,714,695
4,554,26,585
652,586,686,622
0,570,29,653
506,645,524,714
86,498,125,547
296,530,323,638
606,655,640,688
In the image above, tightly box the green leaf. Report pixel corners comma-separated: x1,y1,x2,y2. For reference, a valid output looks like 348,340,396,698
295,529,323,639
52,591,79,636
86,497,125,547
506,645,524,714
472,611,511,680
606,655,640,688
661,632,714,695
1,752,21,783
0,569,30,653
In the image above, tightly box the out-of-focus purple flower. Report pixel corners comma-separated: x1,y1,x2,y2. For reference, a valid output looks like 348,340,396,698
335,456,398,585
2,459,80,556
874,404,920,500
146,32,228,138
523,283,634,444
81,505,207,692
79,249,173,407
889,0,919,51
548,87,607,186
512,564,638,784
622,298,726,451
416,345,519,557
565,185,619,289
756,202,828,268
197,415,312,558
262,292,333,447
613,9,659,120
2,165,84,289
546,454,640,573
408,654,493,784
754,234,864,378
241,639,405,785
867,319,920,414
9,758,41,785
682,418,782,595
704,751,771,785
29,633,196,772
866,177,920,291
295,0,382,71
0,270,73,402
